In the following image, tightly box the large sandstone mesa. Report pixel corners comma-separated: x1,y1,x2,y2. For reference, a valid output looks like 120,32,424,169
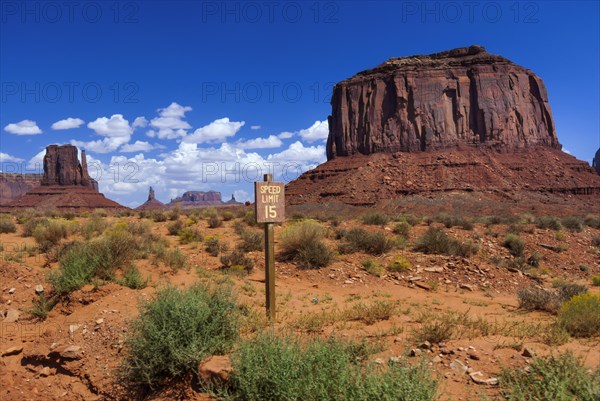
594,148,600,175
327,45,560,159
3,145,124,210
288,46,600,207
168,191,224,208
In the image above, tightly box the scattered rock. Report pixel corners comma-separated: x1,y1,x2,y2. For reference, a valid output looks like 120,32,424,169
198,355,233,383
39,367,52,377
34,285,44,294
460,284,475,292
470,371,499,386
424,267,444,273
2,346,23,356
522,347,536,358
374,358,385,365
415,282,432,291
450,359,468,374
8,288,16,294
410,349,423,357
388,356,402,364
52,345,84,360
468,350,480,360
95,318,104,325
432,355,442,363
3,308,20,323
418,341,432,350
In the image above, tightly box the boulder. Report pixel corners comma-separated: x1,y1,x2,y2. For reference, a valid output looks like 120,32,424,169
198,355,233,383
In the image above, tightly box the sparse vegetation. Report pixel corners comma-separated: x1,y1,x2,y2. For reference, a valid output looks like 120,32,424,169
561,216,583,232
392,221,411,239
238,230,263,252
362,259,384,277
205,236,228,257
122,283,238,388
517,283,588,314
220,249,254,272
535,216,562,231
279,220,334,268
500,352,600,401
503,234,525,257
557,293,600,337
414,320,454,344
0,216,17,233
177,227,203,244
413,227,478,257
32,220,70,252
338,228,394,255
208,215,223,228
166,220,184,235
118,266,149,289
592,276,600,286
388,255,412,272
228,333,438,401
361,212,390,226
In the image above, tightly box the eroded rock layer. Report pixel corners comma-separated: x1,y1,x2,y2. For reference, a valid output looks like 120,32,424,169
327,45,560,159
0,174,42,205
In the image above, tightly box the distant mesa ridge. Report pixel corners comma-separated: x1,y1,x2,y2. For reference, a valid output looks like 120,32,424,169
327,45,560,160
166,191,242,208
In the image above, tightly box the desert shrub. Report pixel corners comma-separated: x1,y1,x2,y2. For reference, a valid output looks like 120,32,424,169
118,266,149,289
592,235,600,247
395,213,421,226
220,249,254,272
29,294,57,319
279,220,334,268
584,215,600,229
151,211,167,222
506,224,523,234
178,227,203,244
49,244,97,293
558,294,600,338
388,256,412,272
413,227,478,257
438,215,474,230
500,352,600,401
338,228,393,256
362,259,384,277
208,215,223,228
238,230,262,252
166,220,183,235
123,283,238,388
592,276,600,286
32,220,70,252
392,221,411,239
503,234,525,257
201,207,218,219
205,236,228,257
414,320,454,344
535,216,562,231
158,248,187,271
579,264,589,272
361,212,390,226
21,217,49,237
561,217,583,232
527,252,542,267
228,333,438,401
92,208,108,218
243,211,258,226
222,211,234,221
80,216,109,240
517,283,588,314
168,208,180,221
344,301,397,325
0,217,17,234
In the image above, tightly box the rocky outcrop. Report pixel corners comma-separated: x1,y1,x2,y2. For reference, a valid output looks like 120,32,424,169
2,145,123,210
0,174,42,205
41,145,98,190
594,148,600,174
327,45,560,159
136,186,167,211
224,194,242,205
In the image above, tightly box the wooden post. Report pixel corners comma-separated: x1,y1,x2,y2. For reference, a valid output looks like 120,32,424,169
263,173,276,320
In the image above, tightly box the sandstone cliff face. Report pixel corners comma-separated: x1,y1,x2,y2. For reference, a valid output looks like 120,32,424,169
136,186,167,211
327,45,560,159
594,148,600,175
41,145,98,190
168,191,224,208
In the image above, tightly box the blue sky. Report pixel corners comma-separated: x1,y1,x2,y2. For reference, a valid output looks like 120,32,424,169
1,1,598,207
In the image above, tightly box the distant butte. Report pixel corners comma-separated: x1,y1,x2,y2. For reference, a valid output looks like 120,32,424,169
136,186,168,211
287,46,600,207
3,145,125,210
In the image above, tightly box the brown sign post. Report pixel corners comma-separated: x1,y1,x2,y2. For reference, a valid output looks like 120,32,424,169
255,174,285,320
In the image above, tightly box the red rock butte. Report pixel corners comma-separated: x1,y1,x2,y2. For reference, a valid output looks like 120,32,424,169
287,46,600,207
3,145,125,210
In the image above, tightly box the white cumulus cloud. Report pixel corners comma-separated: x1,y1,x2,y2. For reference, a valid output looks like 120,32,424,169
0,152,24,163
87,114,133,137
120,141,155,153
298,120,329,142
183,118,245,144
250,125,261,130
148,102,192,139
51,117,84,130
4,120,42,135
235,135,282,149
132,116,148,129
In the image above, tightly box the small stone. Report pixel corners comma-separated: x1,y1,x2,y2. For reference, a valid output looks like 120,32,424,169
3,308,20,323
410,349,423,357
344,280,354,285
374,358,384,365
468,350,480,360
470,371,499,386
8,288,15,294
450,359,468,374
424,267,444,273
418,341,432,350
432,355,442,363
95,318,104,325
39,367,52,377
35,285,44,294
415,282,432,291
460,284,475,292
522,347,535,358
53,345,83,360
388,356,402,364
408,276,423,282
2,346,23,356
198,355,232,383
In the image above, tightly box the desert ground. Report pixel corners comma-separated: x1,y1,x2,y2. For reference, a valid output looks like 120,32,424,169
1,204,599,401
